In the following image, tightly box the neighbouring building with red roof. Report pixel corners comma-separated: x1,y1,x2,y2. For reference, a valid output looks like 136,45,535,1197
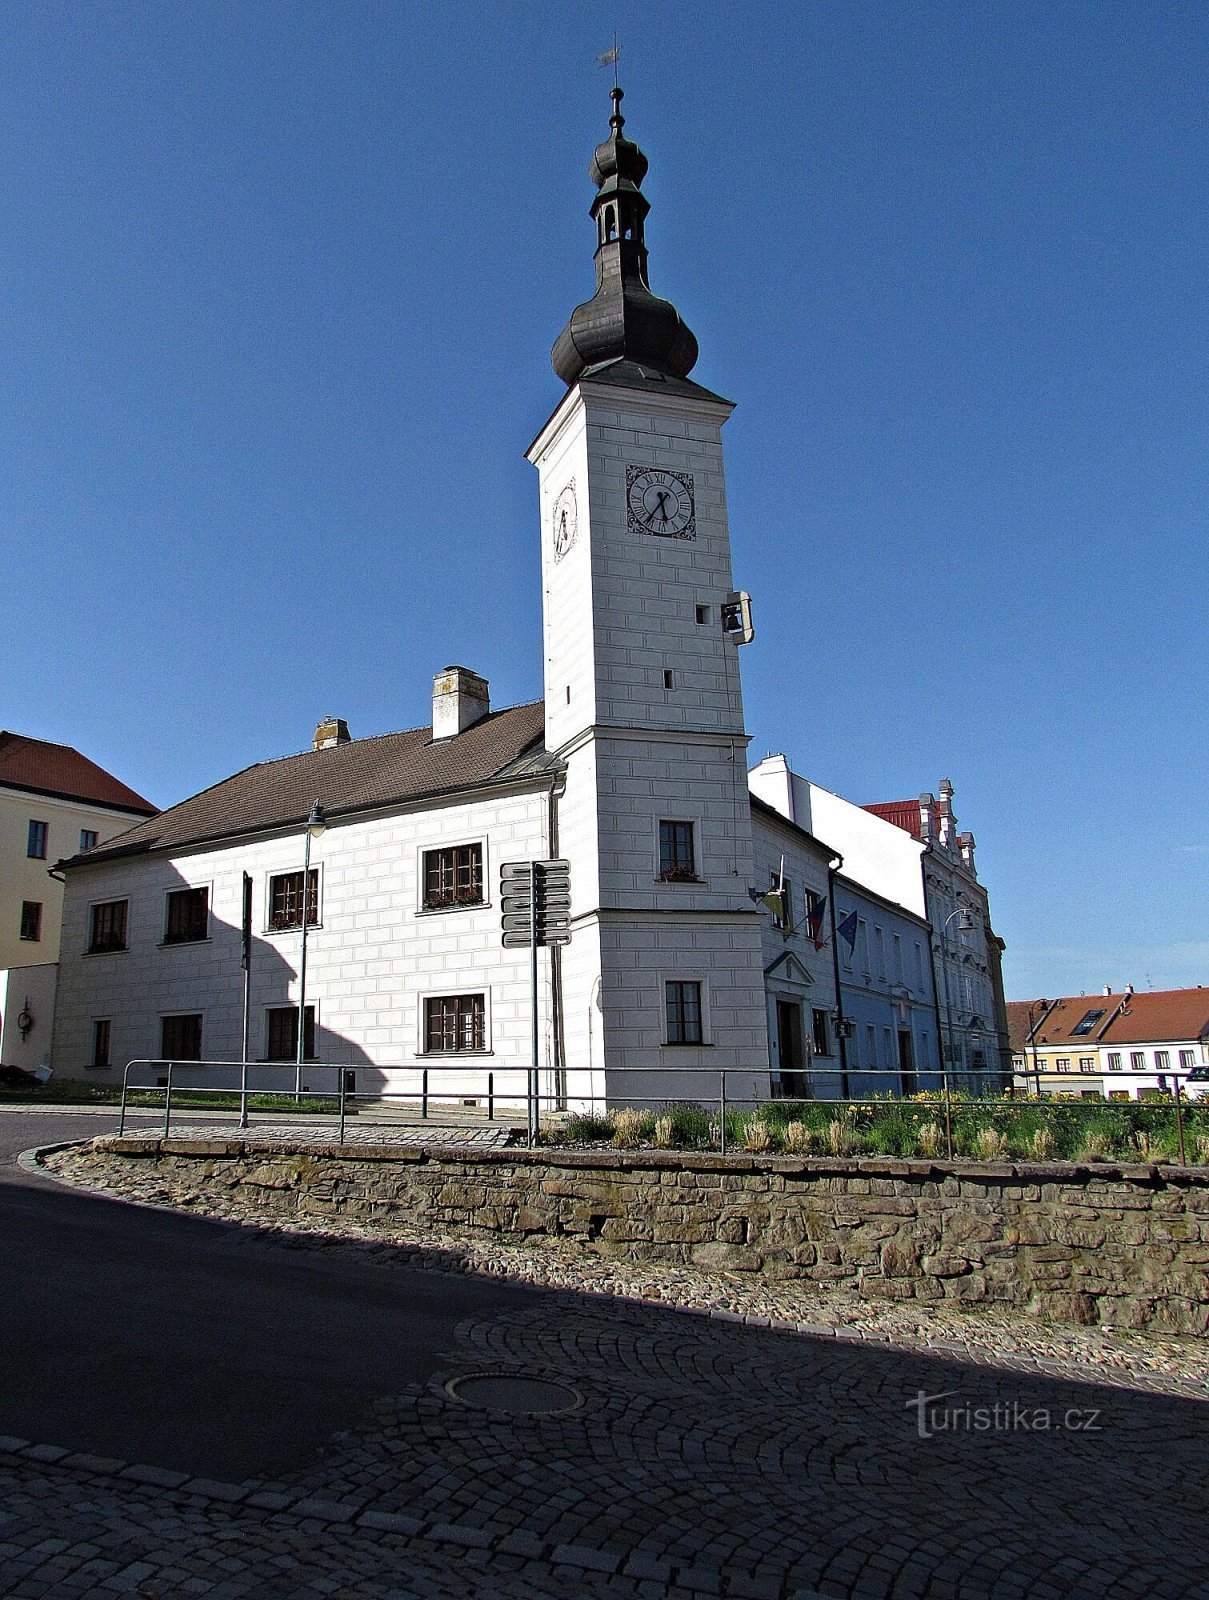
0,732,155,1071
1009,989,1209,1099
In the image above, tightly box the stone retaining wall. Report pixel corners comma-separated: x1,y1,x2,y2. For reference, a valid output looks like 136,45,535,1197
84,1137,1209,1334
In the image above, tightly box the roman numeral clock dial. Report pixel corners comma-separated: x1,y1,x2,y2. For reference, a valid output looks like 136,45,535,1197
626,466,695,540
551,481,578,561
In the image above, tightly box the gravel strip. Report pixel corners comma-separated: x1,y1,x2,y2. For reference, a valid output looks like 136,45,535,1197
42,1142,1209,1397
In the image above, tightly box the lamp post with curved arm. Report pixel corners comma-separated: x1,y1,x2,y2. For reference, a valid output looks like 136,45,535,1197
1027,997,1050,1099
939,906,975,1087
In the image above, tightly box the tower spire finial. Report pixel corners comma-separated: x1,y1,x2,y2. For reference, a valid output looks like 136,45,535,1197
550,84,698,386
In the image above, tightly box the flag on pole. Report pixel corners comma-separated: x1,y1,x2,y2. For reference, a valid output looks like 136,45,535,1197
598,46,619,66
806,894,828,949
837,909,858,955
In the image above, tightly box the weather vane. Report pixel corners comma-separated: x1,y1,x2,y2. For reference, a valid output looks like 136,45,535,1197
598,35,620,88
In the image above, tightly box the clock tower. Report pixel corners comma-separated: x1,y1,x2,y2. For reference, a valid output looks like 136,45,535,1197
527,88,770,1098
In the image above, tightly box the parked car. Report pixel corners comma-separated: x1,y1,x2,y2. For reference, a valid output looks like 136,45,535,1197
1183,1064,1209,1101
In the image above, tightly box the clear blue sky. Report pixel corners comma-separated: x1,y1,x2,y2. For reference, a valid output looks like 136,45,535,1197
3,2,1205,1001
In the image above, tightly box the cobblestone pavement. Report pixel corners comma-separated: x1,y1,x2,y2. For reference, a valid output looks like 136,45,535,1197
7,1137,1208,1598
1,1286,1207,1600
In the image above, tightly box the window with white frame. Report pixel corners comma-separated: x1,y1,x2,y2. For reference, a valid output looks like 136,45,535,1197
269,869,319,931
266,1005,315,1061
811,1008,831,1057
91,1019,111,1070
164,887,209,944
425,993,486,1052
160,1013,202,1061
657,821,698,882
665,980,704,1045
88,899,128,953
1078,1057,1095,1073
423,843,484,909
1055,1057,1070,1073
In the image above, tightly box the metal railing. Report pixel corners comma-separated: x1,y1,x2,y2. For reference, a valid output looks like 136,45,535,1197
115,1059,1203,1165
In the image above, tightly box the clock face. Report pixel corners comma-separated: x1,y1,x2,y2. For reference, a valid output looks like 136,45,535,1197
626,466,695,539
551,481,578,561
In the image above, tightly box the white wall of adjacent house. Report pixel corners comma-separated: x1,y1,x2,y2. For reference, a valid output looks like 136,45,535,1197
0,961,58,1074
51,783,557,1104
747,760,928,918
0,788,146,970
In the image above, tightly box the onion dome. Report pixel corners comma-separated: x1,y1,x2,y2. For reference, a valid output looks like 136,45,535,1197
552,87,698,386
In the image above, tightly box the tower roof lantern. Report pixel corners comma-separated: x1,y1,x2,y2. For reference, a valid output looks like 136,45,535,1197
551,85,699,387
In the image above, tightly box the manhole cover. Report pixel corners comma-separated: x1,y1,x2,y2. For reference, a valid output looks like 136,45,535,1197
444,1372,584,1416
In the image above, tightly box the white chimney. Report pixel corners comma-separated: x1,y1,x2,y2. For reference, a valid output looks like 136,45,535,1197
313,716,351,750
432,666,490,739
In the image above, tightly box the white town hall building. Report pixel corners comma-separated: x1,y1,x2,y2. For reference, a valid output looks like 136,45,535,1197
50,89,1003,1109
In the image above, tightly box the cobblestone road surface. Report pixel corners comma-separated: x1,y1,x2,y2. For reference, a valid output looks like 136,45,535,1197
3,1113,1208,1598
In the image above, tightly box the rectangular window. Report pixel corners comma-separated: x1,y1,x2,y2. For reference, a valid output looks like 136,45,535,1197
883,1026,894,1073
79,829,99,852
19,901,42,941
811,1008,830,1057
893,933,903,982
27,819,47,859
658,821,697,881
160,1013,202,1061
91,1019,111,1070
88,899,128,953
1131,1051,1145,1071
269,869,319,931
856,918,868,970
265,1005,316,1062
1055,1057,1070,1073
425,994,486,1053
164,887,209,944
804,889,826,943
1107,1053,1122,1071
665,980,704,1045
1070,1008,1106,1037
1155,1050,1170,1070
1078,1056,1096,1073
423,843,484,909
1179,1049,1195,1069
874,926,885,976
865,1023,877,1068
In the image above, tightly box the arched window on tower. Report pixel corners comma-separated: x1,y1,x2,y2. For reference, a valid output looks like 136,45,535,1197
605,205,617,241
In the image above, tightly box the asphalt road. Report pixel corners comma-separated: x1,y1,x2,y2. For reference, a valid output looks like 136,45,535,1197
0,1109,536,1480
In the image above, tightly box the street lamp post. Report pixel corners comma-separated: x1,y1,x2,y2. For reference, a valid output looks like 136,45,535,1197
1027,997,1049,1099
296,799,326,1100
939,907,975,1089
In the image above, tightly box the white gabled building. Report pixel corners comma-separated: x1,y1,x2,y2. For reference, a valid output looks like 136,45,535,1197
52,88,776,1111
748,756,1010,1091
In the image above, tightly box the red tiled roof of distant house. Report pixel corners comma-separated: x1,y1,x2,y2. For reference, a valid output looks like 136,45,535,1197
863,800,922,838
0,731,155,815
1100,989,1209,1045
1009,989,1209,1049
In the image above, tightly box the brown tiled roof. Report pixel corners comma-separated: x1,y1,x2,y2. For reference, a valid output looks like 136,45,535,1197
1010,989,1209,1049
863,800,922,839
1005,1000,1049,1053
60,702,552,868
1100,989,1209,1046
0,731,155,815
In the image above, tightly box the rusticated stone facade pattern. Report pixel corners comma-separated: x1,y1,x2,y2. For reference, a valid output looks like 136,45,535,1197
90,1139,1209,1334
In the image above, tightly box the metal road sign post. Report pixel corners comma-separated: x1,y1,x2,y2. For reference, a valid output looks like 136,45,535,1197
500,859,571,1145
